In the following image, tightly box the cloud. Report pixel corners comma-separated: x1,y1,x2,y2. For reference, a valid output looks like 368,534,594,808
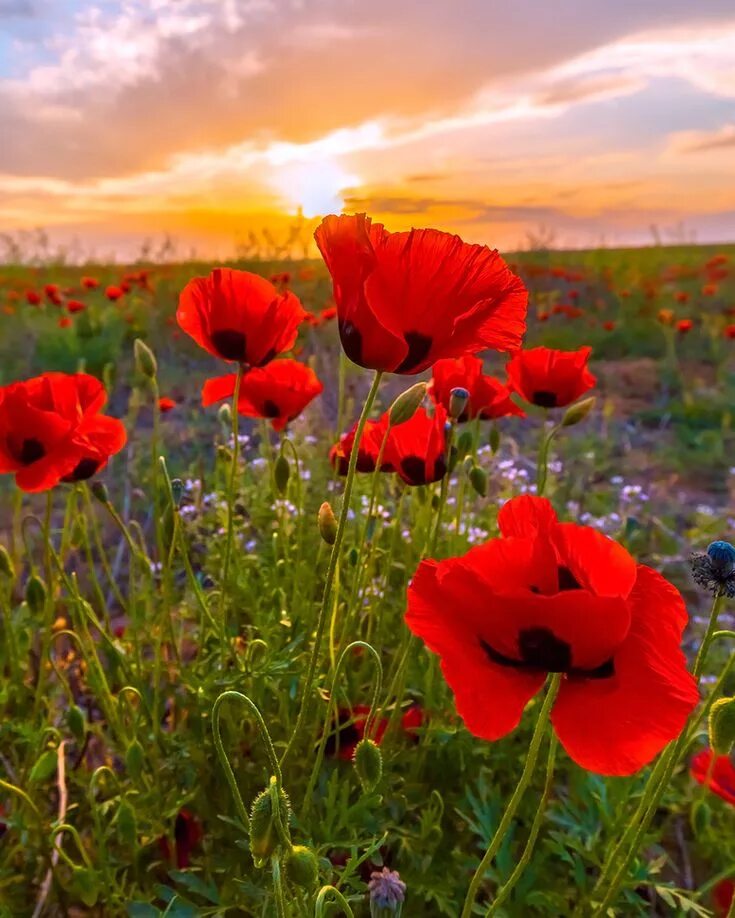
670,123,735,153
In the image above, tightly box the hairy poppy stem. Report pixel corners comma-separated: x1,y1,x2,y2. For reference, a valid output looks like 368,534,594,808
460,673,562,918
315,885,356,918
219,364,244,646
536,420,560,497
281,370,383,768
590,591,726,915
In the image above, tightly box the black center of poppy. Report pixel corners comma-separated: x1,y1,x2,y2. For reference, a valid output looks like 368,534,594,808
518,627,572,671
211,329,248,361
395,331,433,374
262,399,281,418
324,721,361,758
19,438,45,465
557,565,582,591
62,458,101,482
400,456,427,485
433,455,448,481
532,390,558,408
256,347,278,368
338,320,363,365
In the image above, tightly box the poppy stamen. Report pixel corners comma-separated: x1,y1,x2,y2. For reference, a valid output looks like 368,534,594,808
19,438,46,464
210,329,248,361
395,331,432,374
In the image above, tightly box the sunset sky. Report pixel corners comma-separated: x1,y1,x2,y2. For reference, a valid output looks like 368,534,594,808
1,0,735,259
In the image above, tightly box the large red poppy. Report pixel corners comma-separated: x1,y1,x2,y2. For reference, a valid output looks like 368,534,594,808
177,268,307,366
506,346,596,408
383,405,449,487
405,495,698,775
314,214,527,374
202,359,323,431
0,373,126,492
691,749,735,805
330,415,392,476
430,355,525,423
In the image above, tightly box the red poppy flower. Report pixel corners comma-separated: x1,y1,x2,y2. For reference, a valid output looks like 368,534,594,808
0,373,126,492
675,292,690,304
66,299,85,313
81,276,99,289
314,213,527,374
430,356,525,423
326,705,389,760
159,810,203,869
158,397,176,413
602,321,616,332
177,268,307,366
320,305,337,322
724,325,735,340
691,749,735,805
714,880,734,917
105,285,123,301
202,359,323,431
58,316,72,329
26,290,42,306
405,495,698,775
703,284,718,297
383,405,449,486
506,346,596,409
330,415,392,476
676,319,693,334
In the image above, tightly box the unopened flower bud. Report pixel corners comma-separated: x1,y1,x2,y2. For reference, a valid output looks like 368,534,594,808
249,783,291,868
318,502,338,545
468,464,488,498
170,478,184,508
0,545,15,581
368,867,406,917
25,574,47,613
90,481,109,504
218,403,232,428
690,798,711,838
133,338,157,379
389,382,427,427
448,387,470,421
67,705,86,743
561,396,596,427
455,429,473,460
125,738,146,783
353,737,382,792
274,454,290,495
285,844,319,888
489,425,501,454
709,696,735,755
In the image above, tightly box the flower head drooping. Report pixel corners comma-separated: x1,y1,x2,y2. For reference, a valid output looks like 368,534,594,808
690,540,735,598
368,867,406,917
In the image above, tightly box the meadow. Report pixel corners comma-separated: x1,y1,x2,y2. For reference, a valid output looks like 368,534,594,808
0,221,734,917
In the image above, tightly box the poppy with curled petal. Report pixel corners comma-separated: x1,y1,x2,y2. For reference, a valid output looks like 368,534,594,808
0,373,126,492
691,748,735,805
177,268,307,366
314,213,527,374
430,355,525,423
202,359,323,431
506,346,596,409
383,405,449,487
405,495,698,775
330,415,393,476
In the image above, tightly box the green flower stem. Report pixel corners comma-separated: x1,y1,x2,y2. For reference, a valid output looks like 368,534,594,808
219,364,245,647
0,580,21,683
31,492,56,723
488,733,559,914
81,484,127,614
536,420,561,497
460,674,562,918
315,885,355,918
281,370,383,768
591,591,726,915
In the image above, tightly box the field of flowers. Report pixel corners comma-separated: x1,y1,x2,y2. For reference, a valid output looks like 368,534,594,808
0,216,734,917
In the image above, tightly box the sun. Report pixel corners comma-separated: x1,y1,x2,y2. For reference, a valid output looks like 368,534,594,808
269,158,359,219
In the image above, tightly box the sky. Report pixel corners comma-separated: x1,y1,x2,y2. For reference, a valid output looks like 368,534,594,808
1,0,734,260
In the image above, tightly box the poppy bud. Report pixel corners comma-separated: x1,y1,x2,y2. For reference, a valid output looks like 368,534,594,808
690,799,711,838
249,783,291,868
353,737,382,792
133,339,157,380
90,481,109,505
125,738,146,782
709,697,735,755
218,403,232,428
67,705,86,743
468,464,488,498
455,429,474,460
448,387,470,421
489,425,501,454
25,574,46,613
561,396,596,427
285,844,319,888
0,545,15,582
318,502,338,545
274,454,290,495
388,382,427,427
170,478,184,508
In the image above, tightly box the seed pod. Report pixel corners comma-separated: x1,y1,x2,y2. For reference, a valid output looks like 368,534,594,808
0,545,15,581
274,454,290,495
133,338,157,379
709,696,735,755
318,502,338,545
25,574,47,614
448,387,470,421
90,481,109,505
389,382,427,427
489,425,501,454
455,429,473,460
469,464,488,498
249,784,291,868
285,845,319,888
561,396,596,427
353,738,383,792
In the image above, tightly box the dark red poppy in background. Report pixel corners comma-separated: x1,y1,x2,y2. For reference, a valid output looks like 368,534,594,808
105,285,123,302
326,705,389,760
158,397,177,413
159,810,203,869
202,359,323,431
691,749,735,805
430,355,525,423
384,405,449,487
714,880,734,917
676,319,694,335
330,415,392,476
26,290,42,306
506,346,596,408
81,276,99,289
0,373,126,492
314,213,527,374
177,268,307,366
405,495,698,775
66,299,86,314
